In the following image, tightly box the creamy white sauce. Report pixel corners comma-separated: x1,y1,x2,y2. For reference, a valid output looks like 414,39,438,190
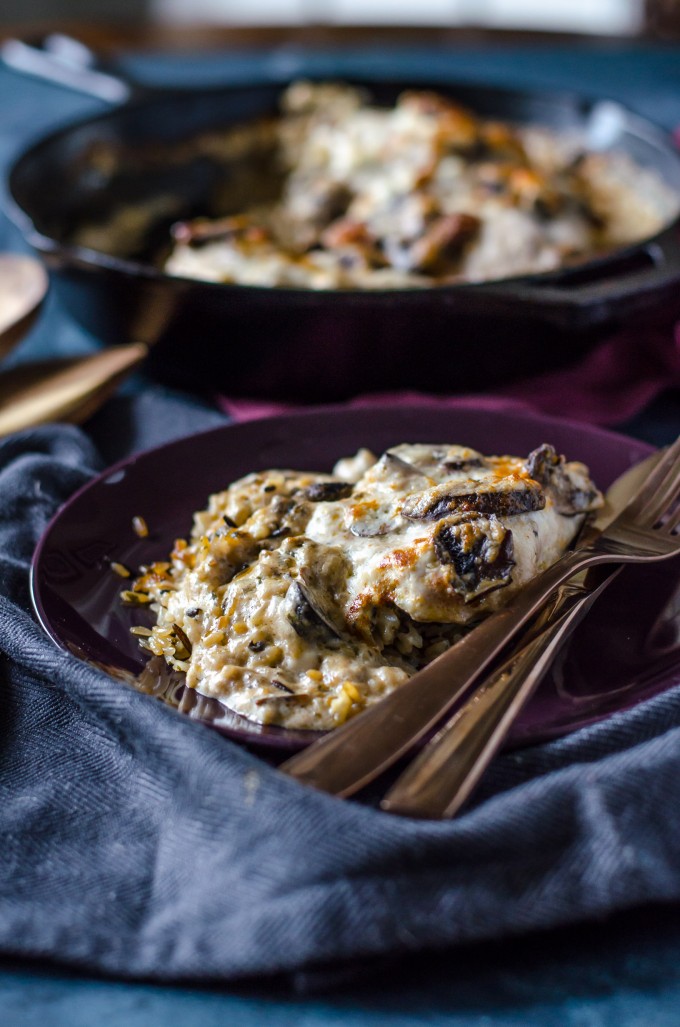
131,443,602,731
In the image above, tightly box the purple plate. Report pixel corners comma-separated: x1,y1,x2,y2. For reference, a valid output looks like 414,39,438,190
30,404,680,751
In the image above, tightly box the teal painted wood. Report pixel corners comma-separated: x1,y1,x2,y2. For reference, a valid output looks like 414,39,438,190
2,905,680,1026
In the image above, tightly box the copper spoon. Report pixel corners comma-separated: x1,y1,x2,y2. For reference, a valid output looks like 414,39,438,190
0,343,148,437
0,254,49,360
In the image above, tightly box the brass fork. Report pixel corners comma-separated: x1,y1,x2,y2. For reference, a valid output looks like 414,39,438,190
281,436,680,800
380,565,621,818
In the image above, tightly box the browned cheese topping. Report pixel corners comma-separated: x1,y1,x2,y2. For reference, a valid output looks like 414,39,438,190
165,82,678,289
126,442,602,731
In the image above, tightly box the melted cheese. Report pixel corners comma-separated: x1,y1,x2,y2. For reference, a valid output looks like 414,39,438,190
164,83,678,289
132,442,602,731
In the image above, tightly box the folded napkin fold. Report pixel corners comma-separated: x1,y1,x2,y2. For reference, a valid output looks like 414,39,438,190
2,394,680,984
219,319,680,426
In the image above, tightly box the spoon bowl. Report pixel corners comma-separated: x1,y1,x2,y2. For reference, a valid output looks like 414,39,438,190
0,254,48,360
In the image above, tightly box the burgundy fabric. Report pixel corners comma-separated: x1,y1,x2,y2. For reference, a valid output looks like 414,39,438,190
219,321,680,425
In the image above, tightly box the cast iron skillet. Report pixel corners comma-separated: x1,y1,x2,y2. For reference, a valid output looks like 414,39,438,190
4,36,680,400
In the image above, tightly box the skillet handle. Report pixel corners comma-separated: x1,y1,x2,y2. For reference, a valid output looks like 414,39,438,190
0,34,147,105
477,227,680,328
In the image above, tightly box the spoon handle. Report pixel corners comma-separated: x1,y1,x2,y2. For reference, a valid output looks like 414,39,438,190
0,343,147,437
0,255,48,360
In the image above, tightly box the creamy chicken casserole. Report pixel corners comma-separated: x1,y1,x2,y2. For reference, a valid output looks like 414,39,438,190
165,81,677,289
124,443,602,731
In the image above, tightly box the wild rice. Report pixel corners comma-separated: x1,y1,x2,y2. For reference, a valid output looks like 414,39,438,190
132,515,149,538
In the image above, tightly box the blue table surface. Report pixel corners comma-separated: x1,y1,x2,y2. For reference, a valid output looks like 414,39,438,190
2,38,680,1026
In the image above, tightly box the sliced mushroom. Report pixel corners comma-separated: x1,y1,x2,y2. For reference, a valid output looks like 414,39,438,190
347,500,398,538
439,446,486,473
407,213,481,273
381,444,485,477
384,451,427,477
442,457,484,472
172,214,269,249
524,443,559,483
302,559,353,635
265,494,313,539
319,218,387,269
524,444,601,516
365,451,431,489
285,581,347,644
286,581,333,644
283,540,352,643
402,475,545,521
287,178,352,230
434,515,515,598
304,481,354,502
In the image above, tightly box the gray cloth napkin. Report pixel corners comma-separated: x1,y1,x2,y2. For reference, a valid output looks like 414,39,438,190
2,391,680,983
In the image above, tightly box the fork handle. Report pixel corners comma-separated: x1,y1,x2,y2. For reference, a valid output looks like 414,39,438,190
381,567,621,819
281,544,597,796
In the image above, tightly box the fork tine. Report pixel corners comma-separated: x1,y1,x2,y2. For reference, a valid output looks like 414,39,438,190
664,499,680,535
638,456,680,527
621,436,680,523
